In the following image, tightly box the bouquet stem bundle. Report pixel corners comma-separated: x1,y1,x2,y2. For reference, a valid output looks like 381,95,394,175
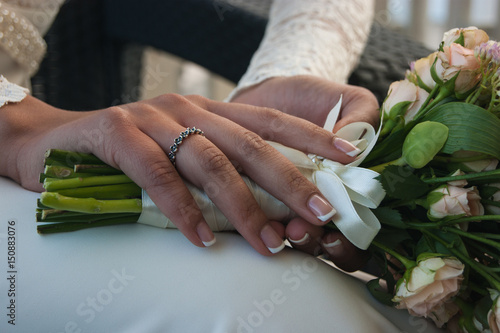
37,149,142,234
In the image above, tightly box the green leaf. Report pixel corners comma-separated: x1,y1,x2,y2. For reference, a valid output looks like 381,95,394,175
423,102,500,159
480,185,500,200
474,295,494,330
372,207,407,229
433,229,469,257
374,229,412,249
377,165,430,200
363,126,410,165
366,279,395,306
416,235,437,255
454,31,465,47
426,186,445,206
388,101,412,120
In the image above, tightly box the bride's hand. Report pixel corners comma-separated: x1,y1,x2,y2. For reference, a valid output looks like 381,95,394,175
231,75,379,271
0,93,358,256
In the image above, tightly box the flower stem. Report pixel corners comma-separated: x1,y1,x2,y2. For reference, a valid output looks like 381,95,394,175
56,183,141,199
45,149,106,167
443,226,500,250
422,169,500,184
43,174,133,191
37,215,138,234
40,192,142,214
369,157,406,173
371,240,415,269
432,153,491,163
73,164,122,175
414,86,453,121
443,215,500,224
421,229,500,290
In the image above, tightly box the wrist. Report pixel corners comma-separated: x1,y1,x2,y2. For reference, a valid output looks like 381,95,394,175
0,95,79,187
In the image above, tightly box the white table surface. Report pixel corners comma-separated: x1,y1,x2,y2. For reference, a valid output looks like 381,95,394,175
0,176,443,333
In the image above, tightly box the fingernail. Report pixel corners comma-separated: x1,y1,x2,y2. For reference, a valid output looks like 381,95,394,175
289,233,310,245
334,137,361,157
261,224,285,254
197,223,216,247
307,194,336,222
322,238,343,257
323,238,342,248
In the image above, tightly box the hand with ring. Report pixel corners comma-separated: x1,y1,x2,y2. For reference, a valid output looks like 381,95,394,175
0,92,361,256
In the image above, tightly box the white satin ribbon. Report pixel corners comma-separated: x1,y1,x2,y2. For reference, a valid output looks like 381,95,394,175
138,98,385,250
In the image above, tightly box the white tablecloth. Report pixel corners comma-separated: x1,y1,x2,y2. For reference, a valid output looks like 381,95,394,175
0,176,443,332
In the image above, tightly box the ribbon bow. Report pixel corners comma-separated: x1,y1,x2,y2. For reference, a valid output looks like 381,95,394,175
139,98,385,250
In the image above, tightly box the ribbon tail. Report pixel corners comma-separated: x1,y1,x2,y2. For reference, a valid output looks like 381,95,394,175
314,170,381,250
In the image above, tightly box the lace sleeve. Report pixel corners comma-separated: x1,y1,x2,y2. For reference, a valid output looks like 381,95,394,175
227,0,374,100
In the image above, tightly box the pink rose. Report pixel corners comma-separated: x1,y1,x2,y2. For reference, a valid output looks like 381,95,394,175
428,301,460,328
435,43,481,94
442,27,489,49
428,184,484,220
382,79,429,123
393,256,464,325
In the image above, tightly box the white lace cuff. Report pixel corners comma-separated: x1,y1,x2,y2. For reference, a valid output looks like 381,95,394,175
227,0,374,101
0,74,28,107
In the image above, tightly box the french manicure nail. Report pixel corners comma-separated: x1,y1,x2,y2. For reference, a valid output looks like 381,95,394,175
322,238,343,257
323,238,342,248
197,223,216,247
261,224,285,254
307,194,336,222
289,233,310,245
334,137,362,157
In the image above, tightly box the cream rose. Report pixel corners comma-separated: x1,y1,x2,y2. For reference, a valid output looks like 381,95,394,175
442,27,489,49
382,79,429,124
428,184,484,220
452,150,499,173
408,52,438,91
393,256,464,325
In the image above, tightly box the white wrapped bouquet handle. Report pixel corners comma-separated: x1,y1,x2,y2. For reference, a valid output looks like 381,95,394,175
138,98,385,250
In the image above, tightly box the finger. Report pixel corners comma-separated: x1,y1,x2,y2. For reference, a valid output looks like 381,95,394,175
173,134,285,256
321,232,369,272
270,220,286,239
333,87,380,132
196,97,361,164
56,107,216,248
285,217,325,256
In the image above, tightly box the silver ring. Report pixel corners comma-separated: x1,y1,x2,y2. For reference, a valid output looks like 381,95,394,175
168,127,205,165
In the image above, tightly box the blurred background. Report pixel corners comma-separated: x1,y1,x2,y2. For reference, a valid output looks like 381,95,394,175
376,0,499,48
140,0,500,101
33,0,500,110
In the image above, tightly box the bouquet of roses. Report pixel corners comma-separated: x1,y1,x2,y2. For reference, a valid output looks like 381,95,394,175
360,27,500,331
36,26,500,332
